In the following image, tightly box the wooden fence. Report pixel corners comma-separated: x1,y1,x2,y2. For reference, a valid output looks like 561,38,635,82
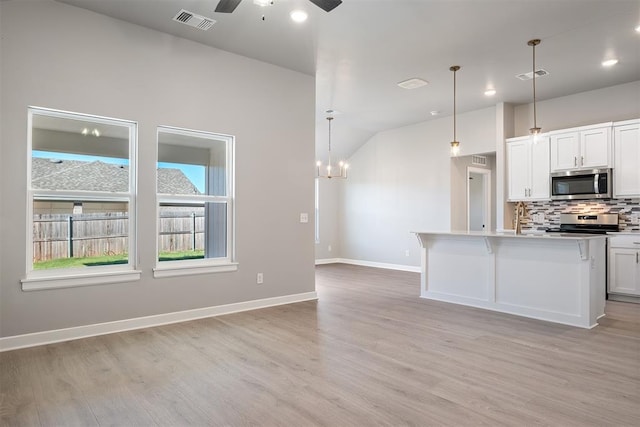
33,212,205,262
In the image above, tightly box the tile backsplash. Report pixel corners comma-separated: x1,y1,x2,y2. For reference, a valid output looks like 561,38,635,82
520,199,640,231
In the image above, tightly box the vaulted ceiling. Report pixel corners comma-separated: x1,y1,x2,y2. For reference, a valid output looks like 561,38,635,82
57,0,640,161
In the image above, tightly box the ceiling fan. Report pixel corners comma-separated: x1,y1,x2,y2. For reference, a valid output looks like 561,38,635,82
215,0,342,14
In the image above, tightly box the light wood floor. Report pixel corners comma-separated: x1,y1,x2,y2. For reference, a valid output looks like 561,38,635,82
1,264,639,426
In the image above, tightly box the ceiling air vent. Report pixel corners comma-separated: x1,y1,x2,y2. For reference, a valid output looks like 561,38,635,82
173,9,216,31
471,155,487,166
516,69,549,81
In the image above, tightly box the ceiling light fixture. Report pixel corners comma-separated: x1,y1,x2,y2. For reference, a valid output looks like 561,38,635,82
635,24,640,32
253,0,271,7
430,110,440,116
527,39,542,136
449,65,461,157
397,78,429,90
316,111,348,179
602,59,618,67
484,89,496,96
290,10,308,22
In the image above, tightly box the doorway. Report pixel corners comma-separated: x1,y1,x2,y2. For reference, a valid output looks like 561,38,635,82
467,167,491,231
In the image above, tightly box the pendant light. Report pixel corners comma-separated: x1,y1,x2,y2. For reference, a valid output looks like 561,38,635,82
528,39,542,136
449,65,461,157
316,111,348,179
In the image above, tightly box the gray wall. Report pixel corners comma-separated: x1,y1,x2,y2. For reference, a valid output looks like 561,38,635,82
0,0,315,337
514,80,640,135
338,107,497,267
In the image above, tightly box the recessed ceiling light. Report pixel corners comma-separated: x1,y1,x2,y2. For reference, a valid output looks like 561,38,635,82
635,24,640,32
602,59,618,67
430,111,440,116
254,0,271,7
484,89,496,96
397,78,429,90
290,10,308,23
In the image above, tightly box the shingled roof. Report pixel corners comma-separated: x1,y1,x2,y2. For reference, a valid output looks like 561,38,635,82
32,158,200,194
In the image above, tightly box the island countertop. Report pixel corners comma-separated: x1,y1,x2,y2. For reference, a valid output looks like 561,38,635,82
411,230,608,240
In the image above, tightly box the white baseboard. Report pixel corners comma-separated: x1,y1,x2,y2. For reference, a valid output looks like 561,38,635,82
316,258,420,273
315,258,340,265
0,291,318,352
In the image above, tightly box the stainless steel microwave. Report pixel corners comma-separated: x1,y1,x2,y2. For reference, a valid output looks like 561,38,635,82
550,168,612,200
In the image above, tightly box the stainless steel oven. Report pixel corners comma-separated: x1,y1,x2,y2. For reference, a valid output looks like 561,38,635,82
550,168,612,200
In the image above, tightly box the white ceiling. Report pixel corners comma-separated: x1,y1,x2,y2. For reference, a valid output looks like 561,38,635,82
57,0,640,161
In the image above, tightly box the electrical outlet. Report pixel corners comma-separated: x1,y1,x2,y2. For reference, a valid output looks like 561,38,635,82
256,273,263,284
300,213,309,223
405,250,410,257
328,245,332,252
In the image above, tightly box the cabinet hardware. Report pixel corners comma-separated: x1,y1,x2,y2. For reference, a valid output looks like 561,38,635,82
633,242,640,245
581,156,584,166
574,156,577,167
637,252,639,264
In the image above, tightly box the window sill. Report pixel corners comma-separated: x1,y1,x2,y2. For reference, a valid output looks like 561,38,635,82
21,269,142,291
153,262,238,278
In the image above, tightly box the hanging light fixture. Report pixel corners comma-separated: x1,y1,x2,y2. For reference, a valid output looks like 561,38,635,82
449,65,461,157
528,39,542,136
316,111,348,179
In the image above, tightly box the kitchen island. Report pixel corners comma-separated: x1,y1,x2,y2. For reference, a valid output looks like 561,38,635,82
413,231,607,328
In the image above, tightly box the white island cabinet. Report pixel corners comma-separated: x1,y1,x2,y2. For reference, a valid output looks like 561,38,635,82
413,231,607,328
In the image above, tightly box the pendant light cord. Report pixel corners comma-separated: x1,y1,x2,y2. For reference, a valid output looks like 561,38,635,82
532,42,537,130
528,39,541,134
327,116,333,169
449,65,460,143
453,68,457,142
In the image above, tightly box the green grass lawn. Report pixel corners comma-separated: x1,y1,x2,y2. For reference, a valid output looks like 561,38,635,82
34,250,205,270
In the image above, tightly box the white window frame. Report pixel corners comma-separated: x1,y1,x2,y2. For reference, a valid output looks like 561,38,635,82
153,125,237,278
21,107,141,291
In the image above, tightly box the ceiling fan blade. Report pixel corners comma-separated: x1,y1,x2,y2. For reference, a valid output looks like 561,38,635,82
308,0,342,12
215,0,243,13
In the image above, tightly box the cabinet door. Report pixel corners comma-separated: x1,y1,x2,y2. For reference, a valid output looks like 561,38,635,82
609,249,640,295
529,136,550,199
550,132,580,171
581,127,610,168
614,124,640,197
507,141,530,201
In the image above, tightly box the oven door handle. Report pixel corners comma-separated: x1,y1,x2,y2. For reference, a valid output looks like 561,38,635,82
594,173,600,194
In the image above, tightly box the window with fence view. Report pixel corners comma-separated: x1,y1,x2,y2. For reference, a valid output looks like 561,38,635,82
157,126,233,266
29,108,137,272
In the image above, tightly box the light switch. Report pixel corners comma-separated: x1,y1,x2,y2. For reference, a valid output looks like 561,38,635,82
300,213,309,223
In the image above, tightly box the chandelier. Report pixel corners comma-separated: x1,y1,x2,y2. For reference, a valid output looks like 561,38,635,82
316,112,348,179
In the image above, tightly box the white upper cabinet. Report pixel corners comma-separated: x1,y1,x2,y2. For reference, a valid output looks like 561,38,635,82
507,135,550,201
613,119,640,198
550,123,612,172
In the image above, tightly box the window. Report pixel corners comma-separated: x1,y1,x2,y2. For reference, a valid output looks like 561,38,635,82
154,126,236,278
22,107,140,290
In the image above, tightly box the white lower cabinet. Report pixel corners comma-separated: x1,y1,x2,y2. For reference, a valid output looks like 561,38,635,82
609,235,640,297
